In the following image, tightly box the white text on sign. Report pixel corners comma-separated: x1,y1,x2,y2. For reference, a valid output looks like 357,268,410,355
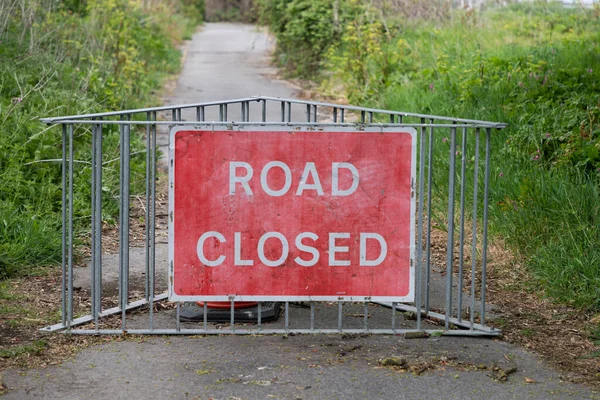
195,161,388,268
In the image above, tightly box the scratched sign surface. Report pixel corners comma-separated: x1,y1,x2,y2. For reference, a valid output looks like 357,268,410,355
168,126,416,302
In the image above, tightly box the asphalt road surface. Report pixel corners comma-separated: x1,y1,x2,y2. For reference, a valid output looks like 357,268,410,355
3,23,598,400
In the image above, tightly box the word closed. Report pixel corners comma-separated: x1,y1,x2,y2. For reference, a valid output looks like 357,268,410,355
169,126,416,302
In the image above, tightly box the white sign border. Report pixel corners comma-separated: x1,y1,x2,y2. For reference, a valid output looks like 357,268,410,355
168,124,417,303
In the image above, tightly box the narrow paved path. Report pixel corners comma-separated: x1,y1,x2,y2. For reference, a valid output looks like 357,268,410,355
3,23,597,400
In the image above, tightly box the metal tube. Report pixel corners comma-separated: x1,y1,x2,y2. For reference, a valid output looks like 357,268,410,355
90,122,97,319
61,124,67,327
445,127,457,330
391,302,396,332
425,121,434,313
241,102,246,122
481,128,492,326
65,328,501,337
333,108,337,123
120,116,131,330
390,114,395,124
203,302,208,331
457,127,468,322
310,302,315,331
470,129,480,329
94,122,103,321
149,112,157,329
262,100,266,122
306,104,311,122
219,104,224,122
145,113,151,302
285,302,289,332
287,102,291,122
341,109,345,123
337,302,343,332
230,301,235,332
258,303,262,332
363,303,368,331
416,120,426,330
313,105,317,122
361,111,365,123
176,302,181,332
281,101,285,123
67,124,74,328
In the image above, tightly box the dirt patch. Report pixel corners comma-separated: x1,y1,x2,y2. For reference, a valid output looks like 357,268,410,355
484,241,600,388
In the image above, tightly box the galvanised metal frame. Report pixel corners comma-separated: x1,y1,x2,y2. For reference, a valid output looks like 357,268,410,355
40,96,507,336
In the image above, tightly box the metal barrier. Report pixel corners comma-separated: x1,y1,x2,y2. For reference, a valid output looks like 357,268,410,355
40,96,507,336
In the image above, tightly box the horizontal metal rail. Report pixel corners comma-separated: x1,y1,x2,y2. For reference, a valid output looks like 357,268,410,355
38,120,502,129
64,329,500,337
41,96,508,128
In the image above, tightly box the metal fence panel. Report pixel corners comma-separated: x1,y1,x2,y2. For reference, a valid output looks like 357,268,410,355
40,96,506,336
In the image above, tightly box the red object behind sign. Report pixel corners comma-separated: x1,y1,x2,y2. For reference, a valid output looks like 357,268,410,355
169,126,416,302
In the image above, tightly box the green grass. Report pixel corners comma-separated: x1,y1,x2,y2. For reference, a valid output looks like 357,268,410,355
0,340,48,359
0,0,201,277
265,2,600,312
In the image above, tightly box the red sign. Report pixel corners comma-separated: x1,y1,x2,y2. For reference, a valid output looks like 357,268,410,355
168,125,416,302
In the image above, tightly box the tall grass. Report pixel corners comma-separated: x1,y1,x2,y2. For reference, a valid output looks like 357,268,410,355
263,1,600,311
0,0,202,277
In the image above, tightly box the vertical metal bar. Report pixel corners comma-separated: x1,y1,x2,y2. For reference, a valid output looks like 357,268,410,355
280,101,285,123
390,114,395,124
224,104,228,121
203,302,208,331
230,300,235,332
481,128,492,326
310,302,315,331
241,102,246,122
61,124,67,327
120,115,131,330
149,111,157,329
416,120,426,330
172,109,177,122
261,100,266,123
219,104,224,122
333,107,338,123
145,113,151,302
340,109,345,123
457,127,468,322
90,122,97,319
94,121,103,323
363,302,368,331
313,105,317,122
425,120,434,314
337,302,343,332
176,302,181,332
360,111,365,123
67,124,74,329
368,112,373,123
284,302,289,333
399,115,403,124
258,302,262,332
391,302,396,332
445,127,457,330
306,104,311,122
287,102,291,122
470,128,480,330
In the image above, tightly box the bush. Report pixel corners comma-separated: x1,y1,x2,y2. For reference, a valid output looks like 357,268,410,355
0,0,198,277
263,1,600,311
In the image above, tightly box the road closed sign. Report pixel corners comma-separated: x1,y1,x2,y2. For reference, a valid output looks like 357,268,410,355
168,125,416,302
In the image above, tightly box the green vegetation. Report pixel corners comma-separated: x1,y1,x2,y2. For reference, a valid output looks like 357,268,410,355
261,1,600,311
0,0,203,277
